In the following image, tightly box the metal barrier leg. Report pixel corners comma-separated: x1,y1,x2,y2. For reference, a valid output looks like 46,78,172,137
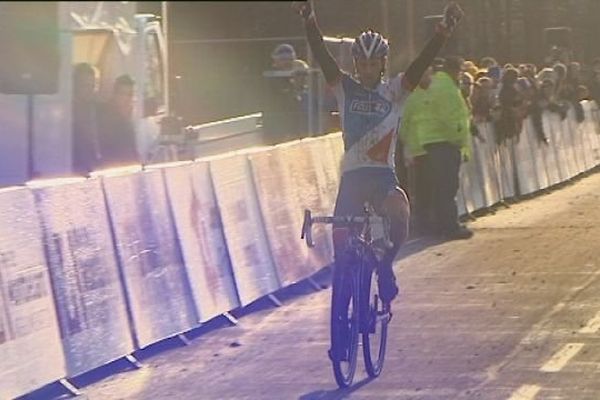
124,354,143,369
222,311,239,326
307,276,323,291
268,294,283,307
58,378,82,397
178,333,191,346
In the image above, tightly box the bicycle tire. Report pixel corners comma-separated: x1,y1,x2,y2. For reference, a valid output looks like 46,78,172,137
362,264,390,378
330,267,360,388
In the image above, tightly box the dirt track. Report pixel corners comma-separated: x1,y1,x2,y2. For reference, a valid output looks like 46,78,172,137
71,171,600,400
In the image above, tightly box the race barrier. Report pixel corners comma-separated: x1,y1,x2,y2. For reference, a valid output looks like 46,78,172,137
209,151,281,306
101,169,199,348
0,187,65,399
30,178,134,378
159,161,240,323
3,101,600,398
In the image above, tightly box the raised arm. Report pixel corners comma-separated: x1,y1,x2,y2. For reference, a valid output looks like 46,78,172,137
403,2,464,91
293,1,342,85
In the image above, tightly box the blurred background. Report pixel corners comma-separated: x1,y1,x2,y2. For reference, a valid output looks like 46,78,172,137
138,0,600,125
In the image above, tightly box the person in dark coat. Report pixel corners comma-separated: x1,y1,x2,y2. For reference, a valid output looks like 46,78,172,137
96,74,140,169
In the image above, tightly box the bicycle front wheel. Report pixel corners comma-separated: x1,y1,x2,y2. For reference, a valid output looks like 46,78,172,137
362,265,391,378
330,267,360,388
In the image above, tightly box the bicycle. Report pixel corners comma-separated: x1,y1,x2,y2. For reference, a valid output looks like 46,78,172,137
301,203,394,387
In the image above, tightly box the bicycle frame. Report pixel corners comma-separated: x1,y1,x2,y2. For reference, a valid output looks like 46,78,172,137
301,203,393,386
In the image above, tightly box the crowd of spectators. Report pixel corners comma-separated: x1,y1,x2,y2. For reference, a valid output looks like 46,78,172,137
396,50,600,239
461,52,600,145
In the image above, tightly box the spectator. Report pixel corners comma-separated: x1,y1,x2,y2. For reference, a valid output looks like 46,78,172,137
262,43,306,144
517,77,536,108
588,58,600,106
96,74,140,169
459,71,475,107
479,56,498,69
471,76,494,123
418,56,473,240
563,61,586,122
577,85,591,102
398,67,434,236
553,62,568,99
72,63,100,174
271,43,296,71
494,67,526,143
530,78,569,143
463,60,479,78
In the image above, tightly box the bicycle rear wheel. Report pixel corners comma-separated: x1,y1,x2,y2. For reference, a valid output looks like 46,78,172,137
362,265,391,378
329,267,360,388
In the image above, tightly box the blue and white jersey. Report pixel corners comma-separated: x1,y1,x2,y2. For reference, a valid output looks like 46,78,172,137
332,72,411,174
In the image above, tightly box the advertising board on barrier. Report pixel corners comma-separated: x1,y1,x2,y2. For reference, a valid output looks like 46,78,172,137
540,113,561,186
102,169,199,348
30,178,133,378
284,139,334,270
249,146,314,286
161,162,240,322
582,101,600,168
0,187,66,399
523,118,550,191
514,119,540,195
474,123,502,207
209,152,280,306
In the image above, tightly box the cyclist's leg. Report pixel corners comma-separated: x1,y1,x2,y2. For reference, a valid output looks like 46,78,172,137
371,171,411,303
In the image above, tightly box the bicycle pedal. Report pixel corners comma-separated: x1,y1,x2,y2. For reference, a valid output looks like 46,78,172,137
328,348,349,362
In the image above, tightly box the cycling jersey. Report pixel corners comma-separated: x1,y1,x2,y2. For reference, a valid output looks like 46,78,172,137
332,72,411,174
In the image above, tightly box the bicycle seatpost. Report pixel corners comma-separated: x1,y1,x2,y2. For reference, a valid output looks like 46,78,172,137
301,209,315,247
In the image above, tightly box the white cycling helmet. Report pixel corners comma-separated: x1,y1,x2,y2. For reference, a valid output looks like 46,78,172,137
351,30,389,60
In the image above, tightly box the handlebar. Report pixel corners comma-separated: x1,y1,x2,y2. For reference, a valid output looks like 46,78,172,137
300,208,390,249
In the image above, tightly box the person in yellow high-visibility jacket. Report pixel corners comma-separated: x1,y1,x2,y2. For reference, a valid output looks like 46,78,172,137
417,56,473,240
398,67,434,236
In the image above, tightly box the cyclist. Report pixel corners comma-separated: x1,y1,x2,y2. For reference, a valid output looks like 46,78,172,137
293,1,463,304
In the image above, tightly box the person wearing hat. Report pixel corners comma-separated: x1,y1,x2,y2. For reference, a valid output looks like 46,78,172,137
262,43,308,144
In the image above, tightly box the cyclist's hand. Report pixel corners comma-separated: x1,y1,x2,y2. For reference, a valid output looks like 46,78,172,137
292,0,314,20
438,2,464,36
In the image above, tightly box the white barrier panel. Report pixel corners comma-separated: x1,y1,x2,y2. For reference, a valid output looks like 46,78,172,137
250,145,319,286
456,181,467,217
499,138,516,198
209,152,280,306
467,139,487,210
458,162,475,214
586,102,600,166
474,123,501,207
588,101,600,165
0,187,66,399
541,112,562,186
281,139,334,269
524,118,550,190
561,109,580,178
578,102,594,171
306,136,341,209
461,136,485,211
325,132,344,183
102,170,199,348
514,119,539,195
161,162,240,323
30,178,133,377
302,136,343,265
548,112,570,182
568,109,586,175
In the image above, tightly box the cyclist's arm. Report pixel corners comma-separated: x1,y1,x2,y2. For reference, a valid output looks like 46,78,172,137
402,32,447,92
303,16,342,85
403,2,463,91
